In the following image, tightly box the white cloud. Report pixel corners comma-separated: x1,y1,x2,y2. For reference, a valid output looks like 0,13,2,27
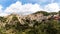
5,1,43,15
44,3,60,12
0,5,3,13
0,5,2,9
0,13,9,16
0,5,9,16
0,1,60,16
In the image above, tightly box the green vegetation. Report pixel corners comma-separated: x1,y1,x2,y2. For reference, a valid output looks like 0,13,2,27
0,17,6,22
33,11,50,16
59,11,60,16
0,11,60,34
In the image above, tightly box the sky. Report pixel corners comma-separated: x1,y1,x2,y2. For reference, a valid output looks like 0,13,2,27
0,0,60,16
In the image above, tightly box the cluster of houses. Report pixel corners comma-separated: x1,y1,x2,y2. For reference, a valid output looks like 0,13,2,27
25,13,60,22
53,14,60,20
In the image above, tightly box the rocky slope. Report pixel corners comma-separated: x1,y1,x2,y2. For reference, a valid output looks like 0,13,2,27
0,11,59,34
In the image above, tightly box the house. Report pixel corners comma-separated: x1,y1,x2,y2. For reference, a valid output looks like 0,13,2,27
53,14,60,21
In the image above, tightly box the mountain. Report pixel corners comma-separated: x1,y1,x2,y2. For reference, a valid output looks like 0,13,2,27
0,11,60,34
5,14,25,25
0,11,50,27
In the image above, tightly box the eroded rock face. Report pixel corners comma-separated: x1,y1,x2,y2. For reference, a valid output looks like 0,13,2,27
5,14,25,25
0,11,60,34
25,13,48,22
0,13,49,27
3,13,48,27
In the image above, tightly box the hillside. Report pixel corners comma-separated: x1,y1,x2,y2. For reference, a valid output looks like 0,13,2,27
0,11,60,34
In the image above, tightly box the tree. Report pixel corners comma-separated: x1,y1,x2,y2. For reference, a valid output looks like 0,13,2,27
59,11,60,16
33,11,50,16
49,12,58,15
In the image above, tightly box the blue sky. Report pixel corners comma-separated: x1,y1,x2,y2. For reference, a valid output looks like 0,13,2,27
0,0,17,9
0,0,60,9
0,0,60,16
